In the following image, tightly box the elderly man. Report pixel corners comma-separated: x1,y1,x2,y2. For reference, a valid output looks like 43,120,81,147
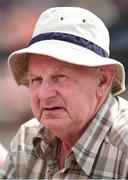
0,7,128,179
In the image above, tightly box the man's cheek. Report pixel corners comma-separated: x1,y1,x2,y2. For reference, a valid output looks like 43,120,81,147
31,100,38,115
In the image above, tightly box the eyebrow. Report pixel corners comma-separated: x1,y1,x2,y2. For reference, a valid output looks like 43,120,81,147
28,65,67,77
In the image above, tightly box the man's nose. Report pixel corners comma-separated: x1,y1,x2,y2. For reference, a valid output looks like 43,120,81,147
38,80,57,100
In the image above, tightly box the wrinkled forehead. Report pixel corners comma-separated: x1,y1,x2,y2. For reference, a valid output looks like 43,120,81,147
28,54,66,66
28,54,75,74
28,54,98,74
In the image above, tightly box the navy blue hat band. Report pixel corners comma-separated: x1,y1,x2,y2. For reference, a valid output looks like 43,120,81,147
29,32,108,58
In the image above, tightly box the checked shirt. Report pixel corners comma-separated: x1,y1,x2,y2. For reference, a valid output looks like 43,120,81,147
0,94,128,179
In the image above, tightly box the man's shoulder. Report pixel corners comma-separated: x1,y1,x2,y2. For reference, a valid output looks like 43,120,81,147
10,118,42,150
108,96,128,151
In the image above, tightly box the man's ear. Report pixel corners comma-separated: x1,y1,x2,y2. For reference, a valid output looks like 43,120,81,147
97,74,104,87
96,65,115,96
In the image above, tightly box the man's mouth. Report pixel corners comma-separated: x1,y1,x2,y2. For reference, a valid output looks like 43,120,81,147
38,106,66,121
44,106,64,111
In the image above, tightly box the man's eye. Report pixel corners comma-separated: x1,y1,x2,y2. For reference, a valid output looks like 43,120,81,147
30,77,42,85
53,74,68,82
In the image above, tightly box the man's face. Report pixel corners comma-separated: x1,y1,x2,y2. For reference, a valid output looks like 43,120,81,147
28,54,99,137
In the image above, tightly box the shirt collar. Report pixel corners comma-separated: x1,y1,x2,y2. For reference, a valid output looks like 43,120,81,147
72,94,114,176
33,127,59,159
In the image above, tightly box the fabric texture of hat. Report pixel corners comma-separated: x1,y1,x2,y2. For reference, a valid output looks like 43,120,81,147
8,7,125,95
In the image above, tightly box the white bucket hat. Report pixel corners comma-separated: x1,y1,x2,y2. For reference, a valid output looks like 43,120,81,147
8,7,125,95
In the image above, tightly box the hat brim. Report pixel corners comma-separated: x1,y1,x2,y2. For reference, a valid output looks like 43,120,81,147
8,40,125,95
